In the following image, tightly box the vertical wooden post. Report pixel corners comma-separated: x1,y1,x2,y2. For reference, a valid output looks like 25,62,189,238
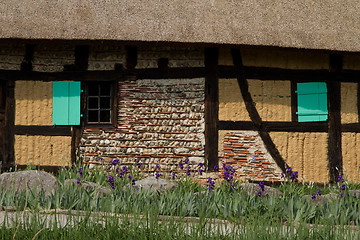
2,80,15,171
204,48,219,171
125,46,138,70
71,45,90,165
291,80,298,122
328,54,342,183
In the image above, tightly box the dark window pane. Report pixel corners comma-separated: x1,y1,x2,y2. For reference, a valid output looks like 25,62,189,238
88,83,99,96
88,110,98,122
100,110,111,122
88,97,98,109
100,97,111,109
100,83,111,96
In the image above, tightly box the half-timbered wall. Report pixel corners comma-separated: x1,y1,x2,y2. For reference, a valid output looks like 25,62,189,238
14,80,72,166
2,40,360,183
218,47,332,183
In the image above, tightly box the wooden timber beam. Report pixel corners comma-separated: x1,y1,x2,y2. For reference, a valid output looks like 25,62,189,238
14,125,72,136
328,54,343,183
231,49,289,174
2,80,15,171
204,48,219,171
219,121,360,133
218,65,360,82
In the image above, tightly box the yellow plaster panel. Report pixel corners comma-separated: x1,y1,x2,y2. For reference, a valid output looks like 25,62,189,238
248,80,291,121
218,48,233,66
342,133,360,183
271,132,329,183
218,78,250,121
15,81,53,125
341,82,358,124
15,135,72,166
241,48,329,69
343,55,360,70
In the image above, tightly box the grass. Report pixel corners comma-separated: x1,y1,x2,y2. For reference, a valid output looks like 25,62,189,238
1,161,360,239
1,211,359,239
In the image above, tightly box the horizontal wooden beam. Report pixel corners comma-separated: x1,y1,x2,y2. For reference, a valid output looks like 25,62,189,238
341,123,360,132
219,121,360,132
0,67,207,81
218,66,360,82
1,67,360,82
14,125,72,136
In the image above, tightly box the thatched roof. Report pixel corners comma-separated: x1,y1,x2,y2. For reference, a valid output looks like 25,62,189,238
1,0,360,52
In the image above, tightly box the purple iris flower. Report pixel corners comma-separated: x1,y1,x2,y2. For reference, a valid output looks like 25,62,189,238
132,179,136,186
337,175,342,183
77,177,81,185
257,191,262,197
186,166,191,176
155,164,160,170
155,172,162,179
78,168,83,177
207,177,215,190
198,162,204,168
110,159,120,166
290,171,298,180
199,169,204,175
172,172,176,180
137,162,142,168
259,181,265,192
179,163,184,170
317,190,322,196
185,158,189,164
312,194,316,200
214,165,219,172
341,184,346,191
108,175,115,189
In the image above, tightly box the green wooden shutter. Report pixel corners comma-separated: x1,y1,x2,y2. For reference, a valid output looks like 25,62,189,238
296,82,328,122
68,81,81,125
53,81,81,125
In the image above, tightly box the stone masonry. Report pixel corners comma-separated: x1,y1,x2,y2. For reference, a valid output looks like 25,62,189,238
80,78,205,173
219,131,282,182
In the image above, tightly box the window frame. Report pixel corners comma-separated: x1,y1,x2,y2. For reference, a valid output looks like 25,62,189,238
85,81,115,126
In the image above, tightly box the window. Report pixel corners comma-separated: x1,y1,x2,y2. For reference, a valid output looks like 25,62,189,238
86,82,113,124
53,81,81,125
296,82,328,122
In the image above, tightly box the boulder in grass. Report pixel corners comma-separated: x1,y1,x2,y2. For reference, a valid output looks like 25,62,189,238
241,183,283,198
0,170,59,197
64,179,112,196
124,176,176,193
303,193,338,205
349,190,360,199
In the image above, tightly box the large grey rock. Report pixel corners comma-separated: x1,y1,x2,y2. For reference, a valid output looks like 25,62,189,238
64,179,112,196
303,193,338,204
349,190,360,199
0,170,59,197
124,176,176,193
241,183,283,198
